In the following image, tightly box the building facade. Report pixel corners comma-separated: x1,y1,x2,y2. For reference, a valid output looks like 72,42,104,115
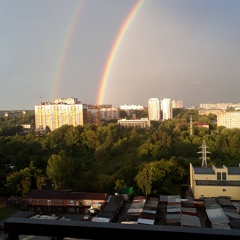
86,105,119,124
26,189,108,214
35,97,87,132
161,98,173,121
200,103,240,110
172,100,183,108
148,98,160,121
217,111,240,129
118,118,150,128
190,163,240,201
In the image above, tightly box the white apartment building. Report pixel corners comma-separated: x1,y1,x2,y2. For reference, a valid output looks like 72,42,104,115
161,98,173,121
120,104,144,110
200,103,240,110
217,111,240,129
118,118,150,128
148,98,160,121
35,97,87,132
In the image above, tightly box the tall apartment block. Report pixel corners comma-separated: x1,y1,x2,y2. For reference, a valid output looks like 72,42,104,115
148,98,160,121
161,98,173,120
35,97,87,132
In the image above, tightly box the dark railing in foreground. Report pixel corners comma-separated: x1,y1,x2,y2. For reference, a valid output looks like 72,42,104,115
4,217,240,240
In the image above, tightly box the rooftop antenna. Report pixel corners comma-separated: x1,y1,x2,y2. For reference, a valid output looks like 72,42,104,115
197,139,211,167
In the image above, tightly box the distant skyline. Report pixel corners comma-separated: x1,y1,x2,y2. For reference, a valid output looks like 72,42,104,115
0,0,239,110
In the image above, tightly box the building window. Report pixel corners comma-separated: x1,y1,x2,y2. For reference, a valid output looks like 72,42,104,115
223,189,226,192
28,199,32,204
68,200,74,205
217,172,221,180
222,172,226,180
36,199,40,204
57,200,62,204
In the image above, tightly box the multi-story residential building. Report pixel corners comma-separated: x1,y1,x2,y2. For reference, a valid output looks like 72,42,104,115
161,98,173,121
199,109,222,116
117,118,150,129
100,107,119,121
87,105,119,123
190,163,240,201
172,100,183,108
200,103,240,110
148,98,160,121
217,111,240,129
35,97,87,132
120,104,144,111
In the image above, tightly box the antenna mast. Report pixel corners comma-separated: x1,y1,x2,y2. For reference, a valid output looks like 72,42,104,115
197,139,211,167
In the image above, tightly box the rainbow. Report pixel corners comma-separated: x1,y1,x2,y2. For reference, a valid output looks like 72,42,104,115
52,0,84,100
96,0,144,105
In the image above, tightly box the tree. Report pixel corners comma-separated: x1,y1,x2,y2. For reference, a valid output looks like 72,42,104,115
135,159,187,196
135,161,165,195
46,151,74,189
114,179,127,193
6,161,45,196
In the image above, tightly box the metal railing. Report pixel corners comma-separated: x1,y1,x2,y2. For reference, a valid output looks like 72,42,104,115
4,217,240,240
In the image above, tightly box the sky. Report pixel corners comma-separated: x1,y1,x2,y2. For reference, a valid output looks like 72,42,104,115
0,0,239,110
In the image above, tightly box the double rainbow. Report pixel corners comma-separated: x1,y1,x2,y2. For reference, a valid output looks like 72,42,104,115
52,0,144,104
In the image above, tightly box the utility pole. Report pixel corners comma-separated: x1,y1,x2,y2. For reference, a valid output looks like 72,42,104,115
197,139,211,167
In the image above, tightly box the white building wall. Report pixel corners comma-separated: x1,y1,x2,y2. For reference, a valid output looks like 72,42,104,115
148,98,160,121
161,98,173,120
217,111,240,129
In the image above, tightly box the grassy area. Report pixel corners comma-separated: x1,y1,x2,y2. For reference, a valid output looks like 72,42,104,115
0,205,19,221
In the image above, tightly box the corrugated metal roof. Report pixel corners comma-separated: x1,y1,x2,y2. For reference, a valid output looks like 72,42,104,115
217,197,234,207
204,198,218,207
129,202,145,209
167,195,181,203
133,196,147,201
139,211,156,220
181,214,201,227
91,217,110,223
127,208,143,214
206,206,229,225
159,195,168,202
167,207,181,213
223,208,240,220
101,195,124,212
138,218,155,225
165,213,181,223
142,209,156,214
181,207,197,214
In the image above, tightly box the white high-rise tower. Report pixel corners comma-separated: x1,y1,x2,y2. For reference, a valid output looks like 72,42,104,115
148,98,160,121
161,98,173,120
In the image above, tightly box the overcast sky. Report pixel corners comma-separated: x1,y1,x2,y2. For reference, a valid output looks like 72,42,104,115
0,0,239,110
